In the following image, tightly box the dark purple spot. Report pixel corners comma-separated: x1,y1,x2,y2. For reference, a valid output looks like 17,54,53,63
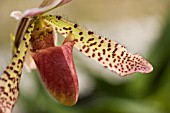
74,24,78,28
88,31,94,35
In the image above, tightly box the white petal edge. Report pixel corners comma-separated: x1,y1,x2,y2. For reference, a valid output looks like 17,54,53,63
10,11,23,20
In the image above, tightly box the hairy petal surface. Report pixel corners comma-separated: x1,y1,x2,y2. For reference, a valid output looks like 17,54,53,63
42,15,153,76
0,24,34,113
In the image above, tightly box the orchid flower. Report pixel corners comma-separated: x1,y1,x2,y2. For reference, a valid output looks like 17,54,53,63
0,0,153,113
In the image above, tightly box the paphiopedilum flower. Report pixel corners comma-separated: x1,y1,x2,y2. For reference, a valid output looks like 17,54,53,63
0,0,153,113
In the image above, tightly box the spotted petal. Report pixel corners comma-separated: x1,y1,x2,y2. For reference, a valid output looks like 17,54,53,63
41,15,153,76
0,24,34,113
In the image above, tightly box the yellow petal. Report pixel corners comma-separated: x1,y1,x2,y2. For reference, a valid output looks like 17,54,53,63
0,23,34,113
42,15,153,76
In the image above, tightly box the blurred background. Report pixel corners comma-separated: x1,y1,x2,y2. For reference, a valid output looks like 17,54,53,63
0,0,170,113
